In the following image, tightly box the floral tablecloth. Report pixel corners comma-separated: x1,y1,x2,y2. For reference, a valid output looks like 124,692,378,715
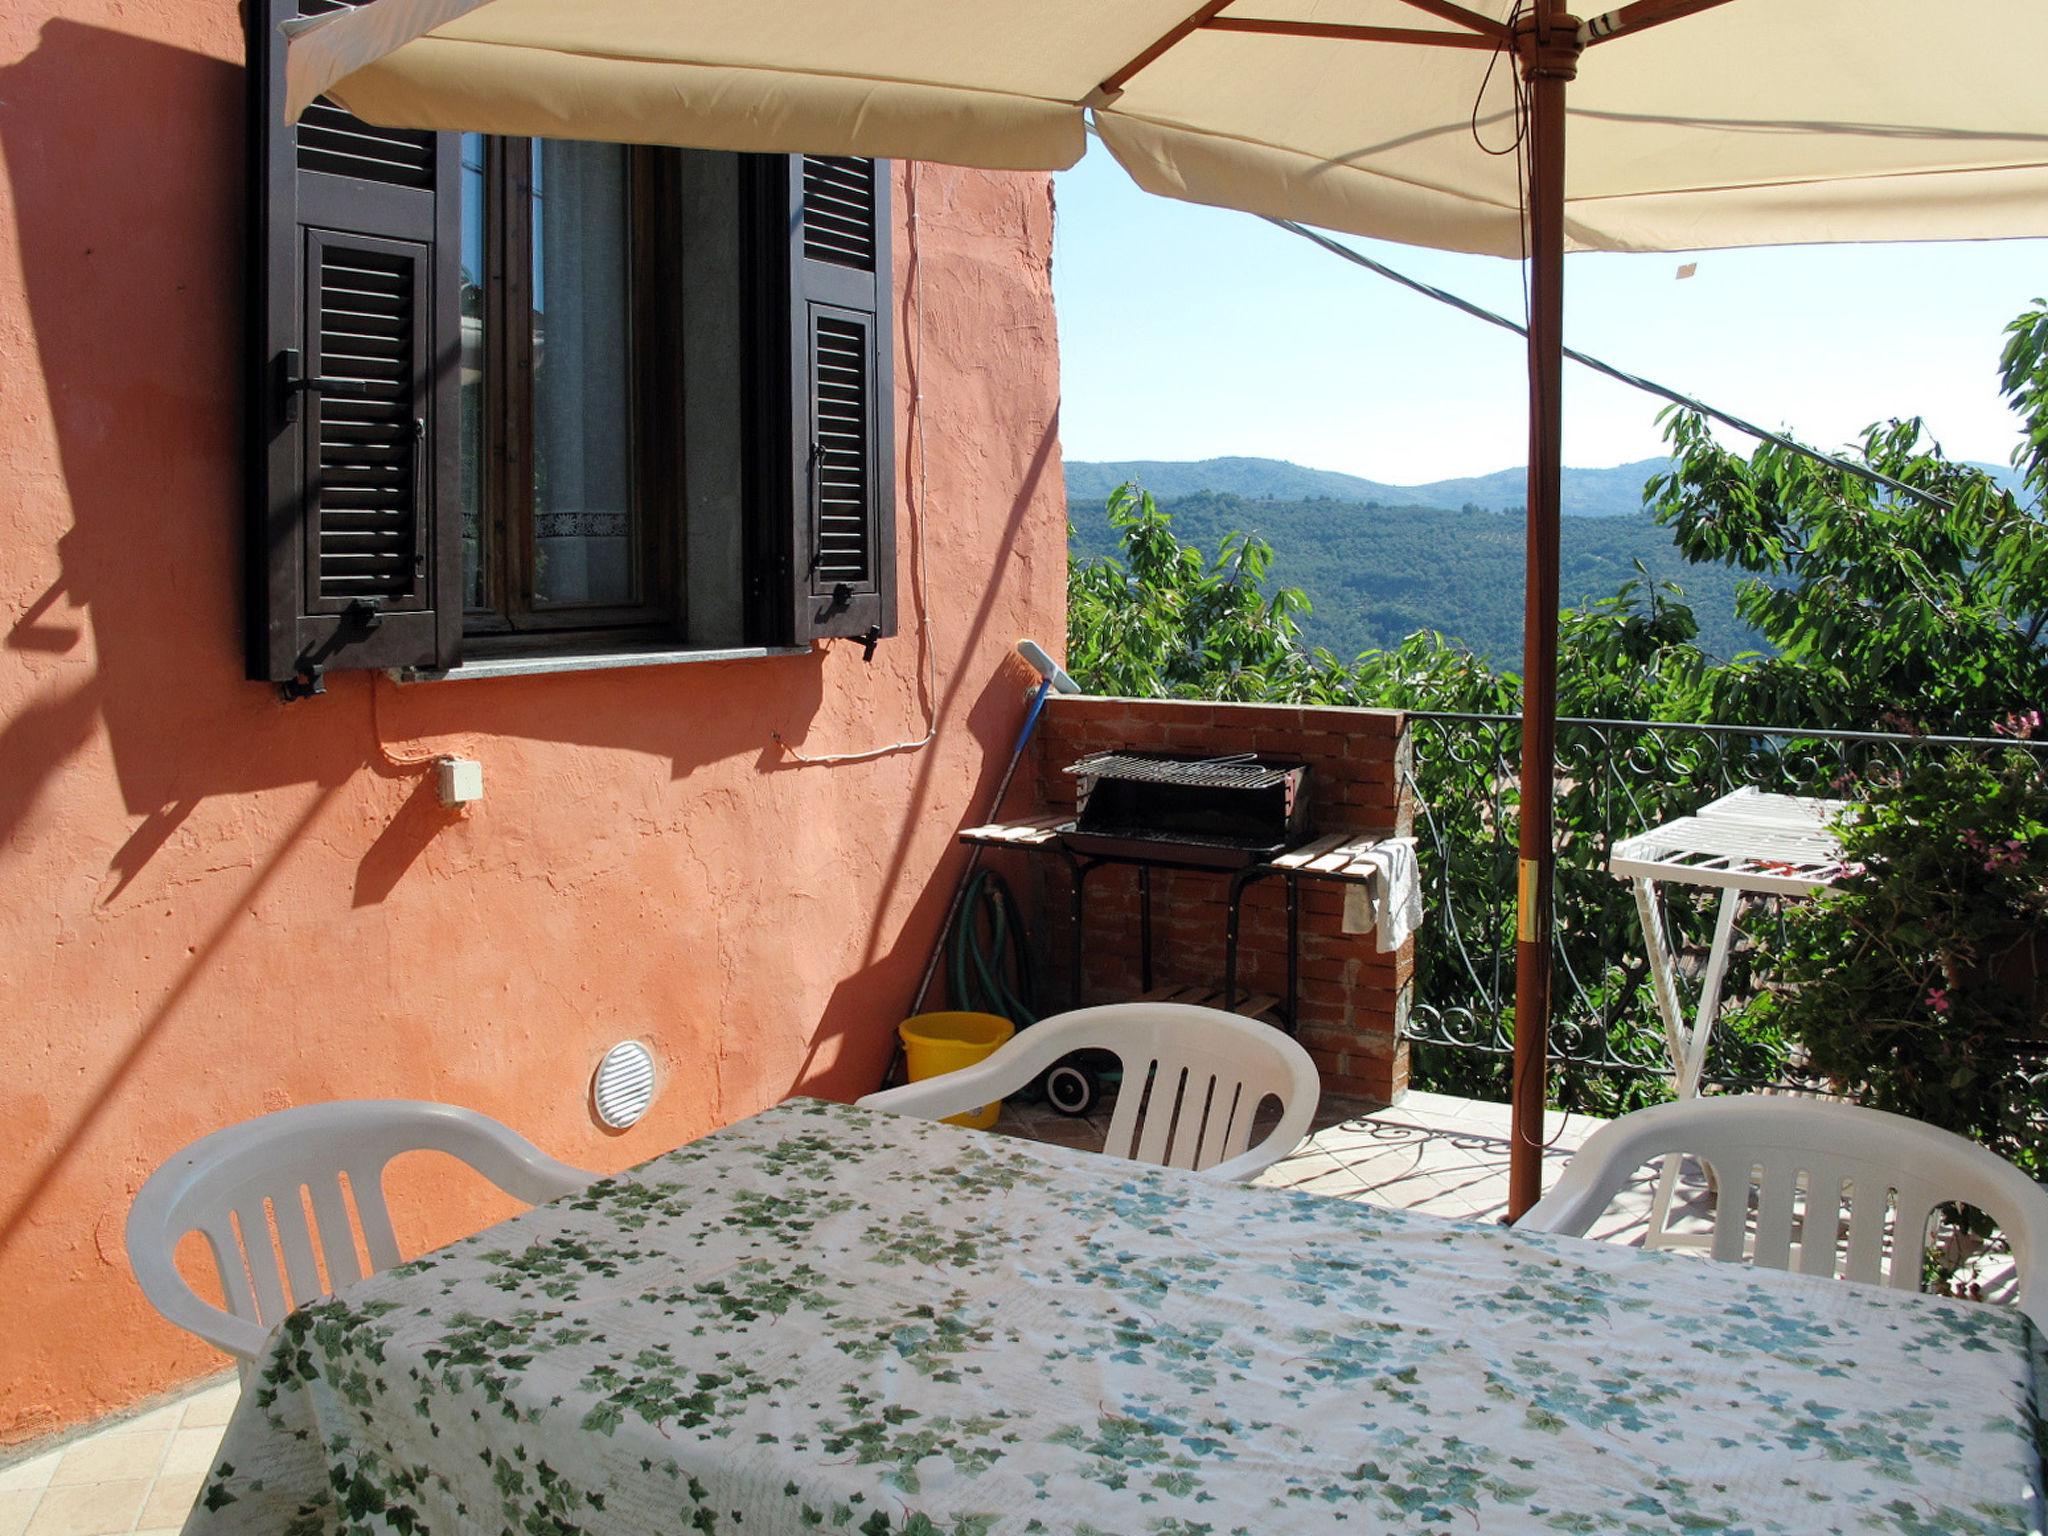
187,1098,2045,1536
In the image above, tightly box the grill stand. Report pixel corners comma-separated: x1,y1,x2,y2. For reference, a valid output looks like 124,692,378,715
1059,848,1301,1032
955,820,1410,1056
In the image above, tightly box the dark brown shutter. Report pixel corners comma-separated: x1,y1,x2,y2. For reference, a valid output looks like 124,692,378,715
247,0,460,689
782,155,896,644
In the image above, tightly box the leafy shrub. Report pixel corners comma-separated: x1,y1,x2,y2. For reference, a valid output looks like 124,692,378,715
1745,737,2048,1173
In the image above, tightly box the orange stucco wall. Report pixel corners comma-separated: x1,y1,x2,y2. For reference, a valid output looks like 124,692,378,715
0,1,1066,1444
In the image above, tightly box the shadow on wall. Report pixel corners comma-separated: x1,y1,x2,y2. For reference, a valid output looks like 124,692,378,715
0,21,854,1283
0,20,1072,1284
0,21,836,881
786,414,1064,1102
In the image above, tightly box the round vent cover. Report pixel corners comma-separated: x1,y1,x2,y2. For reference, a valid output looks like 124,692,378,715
591,1040,657,1130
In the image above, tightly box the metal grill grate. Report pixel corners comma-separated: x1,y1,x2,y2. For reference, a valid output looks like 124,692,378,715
1065,752,1296,790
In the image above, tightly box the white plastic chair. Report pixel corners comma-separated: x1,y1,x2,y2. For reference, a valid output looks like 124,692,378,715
858,1003,1320,1182
1518,1095,2048,1327
127,1100,595,1376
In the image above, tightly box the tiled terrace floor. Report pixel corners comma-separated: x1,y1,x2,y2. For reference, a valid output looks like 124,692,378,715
999,1085,1674,1243
6,1091,1681,1533
0,1378,236,1536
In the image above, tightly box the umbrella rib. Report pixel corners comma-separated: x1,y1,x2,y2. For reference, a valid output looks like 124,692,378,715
1389,0,1515,42
1206,18,1504,51
1098,0,1240,98
1581,0,1745,47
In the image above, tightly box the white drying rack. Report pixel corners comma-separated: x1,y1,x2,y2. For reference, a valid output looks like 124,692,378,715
1608,787,1854,1245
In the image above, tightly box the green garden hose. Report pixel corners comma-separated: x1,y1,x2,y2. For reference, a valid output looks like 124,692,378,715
946,868,1039,1029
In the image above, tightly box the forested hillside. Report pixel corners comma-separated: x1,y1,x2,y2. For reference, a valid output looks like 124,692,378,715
1063,454,2028,522
1067,490,1768,669
1064,455,1671,519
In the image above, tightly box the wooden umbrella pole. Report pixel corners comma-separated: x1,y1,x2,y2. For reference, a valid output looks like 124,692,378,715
1508,1,1580,1220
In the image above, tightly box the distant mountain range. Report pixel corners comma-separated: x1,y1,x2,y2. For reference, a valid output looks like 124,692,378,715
1064,454,2028,520
1064,453,2033,670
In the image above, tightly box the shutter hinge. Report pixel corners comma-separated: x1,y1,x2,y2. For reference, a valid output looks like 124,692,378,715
278,599,385,703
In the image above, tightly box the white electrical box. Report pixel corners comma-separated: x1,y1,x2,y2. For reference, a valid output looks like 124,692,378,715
435,756,484,806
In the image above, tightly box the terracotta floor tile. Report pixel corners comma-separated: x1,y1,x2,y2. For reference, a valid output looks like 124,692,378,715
174,1383,240,1430
158,1427,226,1480
106,1406,182,1438
22,1479,149,1536
49,1433,168,1488
0,1488,42,1536
0,1455,60,1497
138,1472,205,1531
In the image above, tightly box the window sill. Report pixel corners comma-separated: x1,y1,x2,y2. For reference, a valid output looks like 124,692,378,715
394,644,810,684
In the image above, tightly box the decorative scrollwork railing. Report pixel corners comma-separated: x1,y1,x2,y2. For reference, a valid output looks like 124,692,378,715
1400,713,2048,1112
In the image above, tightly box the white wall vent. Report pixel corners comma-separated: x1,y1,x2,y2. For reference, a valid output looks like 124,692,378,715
591,1040,657,1130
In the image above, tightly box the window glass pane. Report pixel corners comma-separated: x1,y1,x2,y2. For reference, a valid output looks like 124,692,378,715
459,132,486,609
531,141,636,608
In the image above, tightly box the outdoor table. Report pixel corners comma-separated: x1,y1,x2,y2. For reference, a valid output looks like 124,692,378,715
1609,788,1855,1245
185,1098,2043,1536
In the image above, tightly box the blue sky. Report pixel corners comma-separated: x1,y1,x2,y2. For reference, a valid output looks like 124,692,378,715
1050,142,2048,485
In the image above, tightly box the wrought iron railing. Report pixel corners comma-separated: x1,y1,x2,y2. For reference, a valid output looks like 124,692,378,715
1400,713,2048,1113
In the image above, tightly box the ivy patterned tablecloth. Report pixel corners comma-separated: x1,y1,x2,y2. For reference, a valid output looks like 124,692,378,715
187,1098,2045,1536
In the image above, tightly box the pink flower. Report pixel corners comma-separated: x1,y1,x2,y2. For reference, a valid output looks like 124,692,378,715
1926,987,1952,1015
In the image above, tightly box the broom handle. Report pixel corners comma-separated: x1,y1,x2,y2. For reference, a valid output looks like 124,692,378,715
885,676,1055,1088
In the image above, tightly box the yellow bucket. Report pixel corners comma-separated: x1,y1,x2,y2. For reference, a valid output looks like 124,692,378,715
898,1012,1015,1129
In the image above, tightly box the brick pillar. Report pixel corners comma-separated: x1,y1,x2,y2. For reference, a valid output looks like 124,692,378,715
998,696,1414,1105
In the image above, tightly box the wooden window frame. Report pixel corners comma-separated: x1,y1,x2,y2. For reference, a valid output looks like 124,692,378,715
462,136,687,652
247,0,896,693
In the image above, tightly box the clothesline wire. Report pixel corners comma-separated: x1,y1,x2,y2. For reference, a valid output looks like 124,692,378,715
1260,215,1953,513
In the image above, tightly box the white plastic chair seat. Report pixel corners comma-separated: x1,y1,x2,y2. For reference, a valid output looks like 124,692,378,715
1518,1095,2048,1328
128,1100,596,1375
858,1003,1320,1182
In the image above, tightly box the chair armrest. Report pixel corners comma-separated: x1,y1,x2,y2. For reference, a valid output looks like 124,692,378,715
858,1052,1029,1124
1514,1159,1623,1236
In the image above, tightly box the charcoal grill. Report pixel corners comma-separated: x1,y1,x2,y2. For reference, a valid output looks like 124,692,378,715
1062,750,1311,869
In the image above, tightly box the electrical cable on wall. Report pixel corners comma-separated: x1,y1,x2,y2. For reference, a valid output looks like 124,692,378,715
368,670,442,772
775,160,942,766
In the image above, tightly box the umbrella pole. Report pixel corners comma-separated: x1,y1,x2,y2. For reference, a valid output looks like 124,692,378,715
1508,4,1580,1220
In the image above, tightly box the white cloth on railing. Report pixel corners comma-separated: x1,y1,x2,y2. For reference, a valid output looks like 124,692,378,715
1341,835,1421,952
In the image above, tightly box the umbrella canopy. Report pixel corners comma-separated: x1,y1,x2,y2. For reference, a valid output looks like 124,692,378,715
286,0,2048,1214
288,0,2048,257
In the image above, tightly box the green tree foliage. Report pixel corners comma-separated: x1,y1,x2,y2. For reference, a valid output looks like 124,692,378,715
1756,739,2048,1173
1068,492,1768,668
1065,301,2048,1130
1065,483,1313,702
1647,311,2048,734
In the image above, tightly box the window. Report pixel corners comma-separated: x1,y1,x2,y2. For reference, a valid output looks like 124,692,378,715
245,0,894,692
459,137,679,640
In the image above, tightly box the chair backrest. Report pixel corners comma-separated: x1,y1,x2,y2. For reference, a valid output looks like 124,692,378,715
127,1100,593,1369
860,1003,1321,1181
1519,1096,2048,1326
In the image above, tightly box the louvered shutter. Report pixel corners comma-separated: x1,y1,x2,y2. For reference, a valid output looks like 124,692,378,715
247,0,460,688
782,156,896,644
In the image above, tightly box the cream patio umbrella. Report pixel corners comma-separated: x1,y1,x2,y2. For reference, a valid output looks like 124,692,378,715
286,0,2048,1215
